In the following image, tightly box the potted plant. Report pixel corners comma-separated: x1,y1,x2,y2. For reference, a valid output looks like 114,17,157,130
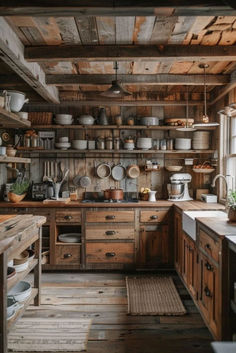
227,190,236,222
8,179,30,203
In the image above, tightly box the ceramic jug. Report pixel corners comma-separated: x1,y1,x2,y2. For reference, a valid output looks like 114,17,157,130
98,108,108,125
148,190,156,202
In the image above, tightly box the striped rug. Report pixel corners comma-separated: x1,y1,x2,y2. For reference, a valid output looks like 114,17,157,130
126,276,186,316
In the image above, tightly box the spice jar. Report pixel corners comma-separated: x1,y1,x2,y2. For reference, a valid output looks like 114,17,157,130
160,139,167,150
167,138,174,150
24,134,31,147
127,117,134,126
31,134,39,148
105,136,113,150
115,115,122,126
97,136,105,150
114,137,120,150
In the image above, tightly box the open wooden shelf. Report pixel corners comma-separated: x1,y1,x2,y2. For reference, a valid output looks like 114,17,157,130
7,288,38,330
18,149,216,155
0,107,31,128
0,156,31,163
31,124,217,131
7,259,38,291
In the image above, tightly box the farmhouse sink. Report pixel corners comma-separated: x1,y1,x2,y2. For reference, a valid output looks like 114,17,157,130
182,210,226,241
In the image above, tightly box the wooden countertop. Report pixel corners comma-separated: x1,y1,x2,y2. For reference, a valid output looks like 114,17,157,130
0,200,226,210
197,214,236,238
0,214,46,254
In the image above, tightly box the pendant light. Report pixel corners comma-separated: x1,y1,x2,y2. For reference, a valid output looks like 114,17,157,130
177,86,196,131
100,61,132,98
193,63,219,127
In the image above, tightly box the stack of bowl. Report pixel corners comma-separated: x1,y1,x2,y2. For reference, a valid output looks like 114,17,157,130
72,140,87,150
12,250,29,272
55,114,73,125
55,136,71,150
192,131,210,150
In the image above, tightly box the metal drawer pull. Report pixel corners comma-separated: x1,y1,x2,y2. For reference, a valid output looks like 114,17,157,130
105,231,116,236
105,252,116,257
106,215,115,220
64,253,72,258
64,215,72,220
205,262,213,271
204,286,212,298
150,215,158,220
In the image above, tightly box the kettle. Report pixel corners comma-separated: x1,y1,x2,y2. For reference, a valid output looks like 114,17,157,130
98,108,108,125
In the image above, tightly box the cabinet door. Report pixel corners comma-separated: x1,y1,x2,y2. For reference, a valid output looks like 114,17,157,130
174,211,182,272
188,238,197,299
198,252,220,338
182,233,188,283
139,225,169,268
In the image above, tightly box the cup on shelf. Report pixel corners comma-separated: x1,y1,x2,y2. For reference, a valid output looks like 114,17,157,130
0,146,6,155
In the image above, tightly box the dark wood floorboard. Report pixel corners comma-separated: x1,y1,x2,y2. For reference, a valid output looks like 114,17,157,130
11,272,214,353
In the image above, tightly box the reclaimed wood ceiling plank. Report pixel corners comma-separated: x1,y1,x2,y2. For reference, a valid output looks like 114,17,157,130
115,16,135,44
96,17,115,44
219,29,236,45
150,16,178,44
183,16,214,45
75,17,99,44
169,62,193,74
133,16,155,44
168,16,196,44
200,30,221,45
55,17,81,44
33,17,62,45
41,62,77,75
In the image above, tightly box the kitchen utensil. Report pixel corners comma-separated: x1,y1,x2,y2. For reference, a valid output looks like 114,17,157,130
96,163,111,178
53,182,61,200
72,140,87,150
175,138,191,150
105,136,113,150
137,137,152,150
13,260,29,273
167,183,184,196
140,116,160,126
77,114,95,125
98,107,108,125
109,188,124,200
58,233,81,243
111,164,126,181
57,162,63,182
126,164,140,179
148,190,156,202
165,166,183,172
79,175,91,188
43,162,47,182
124,142,135,150
73,175,81,187
104,189,111,200
55,114,73,125
4,90,29,112
8,281,32,302
96,137,105,150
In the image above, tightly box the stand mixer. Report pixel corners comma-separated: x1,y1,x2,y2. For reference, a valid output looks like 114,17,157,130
167,173,193,201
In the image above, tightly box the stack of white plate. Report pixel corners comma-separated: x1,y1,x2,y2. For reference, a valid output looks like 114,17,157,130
55,114,73,125
175,138,191,150
192,131,210,150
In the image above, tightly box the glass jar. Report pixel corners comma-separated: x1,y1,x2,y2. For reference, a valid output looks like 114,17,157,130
97,137,105,150
167,138,174,150
160,139,167,150
105,136,113,150
114,137,120,150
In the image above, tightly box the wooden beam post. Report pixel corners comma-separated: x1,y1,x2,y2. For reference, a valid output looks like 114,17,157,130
0,18,59,104
46,73,229,86
210,71,236,105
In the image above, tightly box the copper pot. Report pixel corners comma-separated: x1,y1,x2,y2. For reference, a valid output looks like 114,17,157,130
104,188,123,200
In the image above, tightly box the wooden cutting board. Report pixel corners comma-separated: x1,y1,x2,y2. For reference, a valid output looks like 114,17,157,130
43,198,70,205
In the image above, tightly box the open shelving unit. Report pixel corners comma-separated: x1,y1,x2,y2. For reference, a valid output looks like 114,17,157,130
0,156,31,164
0,107,31,129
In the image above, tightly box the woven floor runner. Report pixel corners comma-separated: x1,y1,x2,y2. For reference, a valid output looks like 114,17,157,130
8,317,92,351
126,276,186,316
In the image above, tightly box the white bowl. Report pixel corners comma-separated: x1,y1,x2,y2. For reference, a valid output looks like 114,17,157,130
8,281,32,302
165,166,183,172
137,137,152,150
59,136,69,143
13,260,29,273
55,142,71,148
72,140,87,150
6,91,29,112
55,114,72,120
77,115,95,125
175,138,191,150
124,142,135,150
58,233,81,243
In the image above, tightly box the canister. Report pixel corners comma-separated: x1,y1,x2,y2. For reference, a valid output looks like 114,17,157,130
105,136,113,150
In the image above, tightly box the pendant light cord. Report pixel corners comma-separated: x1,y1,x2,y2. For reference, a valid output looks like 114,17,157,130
204,65,207,117
114,61,118,81
186,86,189,127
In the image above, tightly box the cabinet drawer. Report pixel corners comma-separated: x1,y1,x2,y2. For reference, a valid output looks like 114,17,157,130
86,211,134,223
199,230,219,263
55,245,81,265
86,224,135,240
86,243,134,263
56,210,81,223
140,210,169,223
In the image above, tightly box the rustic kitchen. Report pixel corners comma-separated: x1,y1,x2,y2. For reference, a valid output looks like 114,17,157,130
0,2,236,353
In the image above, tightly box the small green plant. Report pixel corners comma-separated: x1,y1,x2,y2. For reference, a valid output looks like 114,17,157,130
228,190,236,210
10,180,30,195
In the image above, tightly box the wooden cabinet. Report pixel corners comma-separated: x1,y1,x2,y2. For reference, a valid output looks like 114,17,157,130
174,210,182,273
140,210,169,223
55,210,81,223
86,242,134,264
55,244,81,265
86,210,134,223
182,233,197,299
198,251,220,338
86,224,135,240
139,224,169,268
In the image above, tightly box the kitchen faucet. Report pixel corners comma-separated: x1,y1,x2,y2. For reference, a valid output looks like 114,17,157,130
211,174,232,209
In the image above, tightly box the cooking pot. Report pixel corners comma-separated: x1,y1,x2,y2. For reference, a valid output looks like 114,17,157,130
140,116,160,126
137,137,152,150
4,90,29,112
77,115,95,125
104,188,124,200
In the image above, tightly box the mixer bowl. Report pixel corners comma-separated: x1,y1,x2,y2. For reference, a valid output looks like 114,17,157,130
167,183,184,196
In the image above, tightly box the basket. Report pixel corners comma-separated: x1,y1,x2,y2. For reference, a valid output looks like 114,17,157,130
140,193,149,201
28,112,53,125
192,161,215,174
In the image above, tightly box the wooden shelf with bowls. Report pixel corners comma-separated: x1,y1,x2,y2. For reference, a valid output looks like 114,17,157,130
7,259,38,291
0,107,31,129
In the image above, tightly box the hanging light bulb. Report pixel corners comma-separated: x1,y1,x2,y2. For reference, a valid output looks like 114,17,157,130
100,61,132,98
193,63,219,128
177,86,196,131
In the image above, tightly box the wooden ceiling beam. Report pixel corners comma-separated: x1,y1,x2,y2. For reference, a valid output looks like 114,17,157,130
209,71,236,105
0,18,59,103
1,1,235,16
46,73,229,86
25,44,236,63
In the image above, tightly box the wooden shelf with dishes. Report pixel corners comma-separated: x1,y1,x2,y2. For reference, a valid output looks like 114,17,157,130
31,124,217,131
0,156,31,164
0,107,31,129
17,149,216,155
